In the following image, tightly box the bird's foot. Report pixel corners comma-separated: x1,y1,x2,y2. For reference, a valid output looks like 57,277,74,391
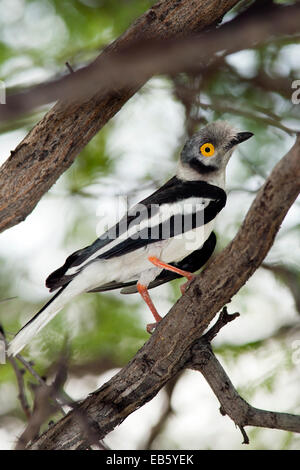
146,321,160,334
180,274,196,295
148,256,196,295
137,282,163,334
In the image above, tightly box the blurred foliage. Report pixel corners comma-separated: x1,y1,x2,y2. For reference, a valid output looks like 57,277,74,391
0,0,155,75
0,0,299,451
67,124,113,191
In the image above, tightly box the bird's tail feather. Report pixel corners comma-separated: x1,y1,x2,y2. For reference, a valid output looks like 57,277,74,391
8,283,72,357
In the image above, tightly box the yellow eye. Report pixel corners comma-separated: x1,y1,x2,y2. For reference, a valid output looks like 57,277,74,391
200,143,215,157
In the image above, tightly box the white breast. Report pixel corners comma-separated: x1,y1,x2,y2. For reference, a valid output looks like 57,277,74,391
158,219,215,263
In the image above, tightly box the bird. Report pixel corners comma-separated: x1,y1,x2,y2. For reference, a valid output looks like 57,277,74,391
7,121,253,356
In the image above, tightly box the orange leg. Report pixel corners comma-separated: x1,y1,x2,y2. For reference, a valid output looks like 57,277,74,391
137,282,162,334
148,256,195,295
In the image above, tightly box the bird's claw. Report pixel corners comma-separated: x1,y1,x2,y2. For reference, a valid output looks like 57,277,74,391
146,321,159,334
180,275,195,295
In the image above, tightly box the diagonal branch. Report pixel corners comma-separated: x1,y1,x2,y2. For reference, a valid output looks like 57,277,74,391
187,307,300,443
142,374,180,450
27,135,300,450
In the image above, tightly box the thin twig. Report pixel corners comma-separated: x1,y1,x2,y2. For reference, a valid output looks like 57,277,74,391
16,355,45,386
204,306,240,342
0,329,31,419
15,361,68,450
198,100,298,136
142,374,180,450
0,297,17,304
65,62,74,74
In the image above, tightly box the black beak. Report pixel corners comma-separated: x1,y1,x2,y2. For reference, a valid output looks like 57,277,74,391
229,131,253,148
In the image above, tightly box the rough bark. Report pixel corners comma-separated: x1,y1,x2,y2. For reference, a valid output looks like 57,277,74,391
190,338,300,441
28,135,300,450
0,0,240,234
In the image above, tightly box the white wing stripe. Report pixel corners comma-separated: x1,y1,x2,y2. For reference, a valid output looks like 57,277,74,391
66,197,211,275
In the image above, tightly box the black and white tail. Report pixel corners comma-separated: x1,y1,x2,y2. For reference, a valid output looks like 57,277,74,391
8,284,72,357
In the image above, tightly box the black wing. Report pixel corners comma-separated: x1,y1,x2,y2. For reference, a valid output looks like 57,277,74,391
46,177,225,291
95,181,224,260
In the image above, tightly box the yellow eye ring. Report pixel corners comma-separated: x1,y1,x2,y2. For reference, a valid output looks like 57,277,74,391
200,143,215,157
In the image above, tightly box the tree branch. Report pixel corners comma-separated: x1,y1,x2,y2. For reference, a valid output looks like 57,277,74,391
1,3,299,123
0,330,31,420
197,100,298,136
142,374,179,450
27,135,300,450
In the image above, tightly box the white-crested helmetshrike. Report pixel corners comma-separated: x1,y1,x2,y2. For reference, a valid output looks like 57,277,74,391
8,121,253,356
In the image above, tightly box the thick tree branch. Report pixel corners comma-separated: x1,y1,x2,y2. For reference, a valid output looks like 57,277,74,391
0,0,240,234
27,136,300,450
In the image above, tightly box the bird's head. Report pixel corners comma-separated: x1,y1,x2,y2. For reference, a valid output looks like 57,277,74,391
178,121,253,184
